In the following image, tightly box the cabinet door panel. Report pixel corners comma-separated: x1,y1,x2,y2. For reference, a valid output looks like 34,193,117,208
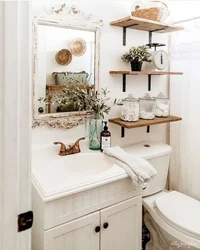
101,196,142,250
44,212,100,250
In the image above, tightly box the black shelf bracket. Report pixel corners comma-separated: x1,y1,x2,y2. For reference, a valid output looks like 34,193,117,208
149,31,153,46
122,24,139,46
121,127,125,138
148,75,151,91
123,27,165,46
123,27,127,46
122,125,150,137
147,32,153,92
122,74,126,92
148,28,165,45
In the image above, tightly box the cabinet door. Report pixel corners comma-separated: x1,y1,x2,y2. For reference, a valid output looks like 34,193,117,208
44,212,100,250
101,196,142,250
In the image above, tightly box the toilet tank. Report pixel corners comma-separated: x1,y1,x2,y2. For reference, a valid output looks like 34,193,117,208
123,142,172,197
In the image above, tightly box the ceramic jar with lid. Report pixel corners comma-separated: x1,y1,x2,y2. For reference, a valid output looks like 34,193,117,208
121,94,139,122
155,92,170,117
139,93,156,120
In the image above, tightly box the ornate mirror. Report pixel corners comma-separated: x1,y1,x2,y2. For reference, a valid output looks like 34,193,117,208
32,4,103,128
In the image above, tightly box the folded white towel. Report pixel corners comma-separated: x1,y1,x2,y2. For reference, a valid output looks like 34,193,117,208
112,158,139,186
104,146,157,185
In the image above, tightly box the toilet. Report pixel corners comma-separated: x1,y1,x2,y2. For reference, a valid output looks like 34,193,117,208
123,142,200,250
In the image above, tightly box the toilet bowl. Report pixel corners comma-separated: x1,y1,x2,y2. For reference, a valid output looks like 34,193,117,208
143,191,200,249
123,142,200,250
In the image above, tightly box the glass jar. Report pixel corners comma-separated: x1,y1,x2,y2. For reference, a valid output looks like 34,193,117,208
131,0,148,14
155,92,170,117
139,93,156,120
89,113,103,150
121,94,139,122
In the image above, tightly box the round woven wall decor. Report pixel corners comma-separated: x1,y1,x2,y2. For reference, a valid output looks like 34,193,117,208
55,49,72,66
70,38,87,57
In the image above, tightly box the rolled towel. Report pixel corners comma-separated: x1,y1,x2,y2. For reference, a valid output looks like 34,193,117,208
104,146,157,183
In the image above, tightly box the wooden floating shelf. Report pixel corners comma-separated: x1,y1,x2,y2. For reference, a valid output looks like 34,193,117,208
110,71,183,92
46,85,64,91
110,16,184,33
109,116,182,129
46,84,94,91
110,71,183,75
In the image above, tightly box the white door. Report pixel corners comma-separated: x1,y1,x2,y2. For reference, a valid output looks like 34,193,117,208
100,197,142,250
44,212,100,250
0,1,31,250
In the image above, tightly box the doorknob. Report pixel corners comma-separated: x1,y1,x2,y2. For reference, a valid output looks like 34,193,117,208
18,211,33,232
103,222,109,229
95,226,101,233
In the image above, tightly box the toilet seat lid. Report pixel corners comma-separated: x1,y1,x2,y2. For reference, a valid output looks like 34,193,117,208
154,191,200,239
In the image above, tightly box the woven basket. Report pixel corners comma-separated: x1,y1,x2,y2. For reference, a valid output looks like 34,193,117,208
131,0,169,22
132,7,163,22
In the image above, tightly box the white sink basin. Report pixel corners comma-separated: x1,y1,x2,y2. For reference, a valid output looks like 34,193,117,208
32,145,127,201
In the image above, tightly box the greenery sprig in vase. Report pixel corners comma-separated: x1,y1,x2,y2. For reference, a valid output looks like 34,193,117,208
83,87,116,150
39,85,116,150
121,45,152,71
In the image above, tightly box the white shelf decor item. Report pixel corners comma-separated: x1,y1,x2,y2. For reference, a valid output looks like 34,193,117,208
121,94,139,122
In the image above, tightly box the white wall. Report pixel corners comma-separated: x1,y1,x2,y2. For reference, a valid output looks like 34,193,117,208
32,0,173,148
0,3,4,249
37,25,95,86
168,1,200,200
168,0,200,23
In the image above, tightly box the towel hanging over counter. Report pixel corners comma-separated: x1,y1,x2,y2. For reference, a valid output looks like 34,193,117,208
104,146,157,186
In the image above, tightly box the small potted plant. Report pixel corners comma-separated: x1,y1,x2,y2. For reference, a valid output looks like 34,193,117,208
121,45,152,71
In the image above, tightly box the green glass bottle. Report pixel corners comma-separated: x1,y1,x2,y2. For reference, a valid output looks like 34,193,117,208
89,113,103,150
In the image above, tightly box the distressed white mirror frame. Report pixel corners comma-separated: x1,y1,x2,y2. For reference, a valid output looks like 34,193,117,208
32,4,103,129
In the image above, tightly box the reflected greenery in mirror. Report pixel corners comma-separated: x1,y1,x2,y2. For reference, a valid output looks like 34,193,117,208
39,86,117,119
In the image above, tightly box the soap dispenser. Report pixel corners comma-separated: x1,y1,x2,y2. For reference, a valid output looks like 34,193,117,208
100,121,111,152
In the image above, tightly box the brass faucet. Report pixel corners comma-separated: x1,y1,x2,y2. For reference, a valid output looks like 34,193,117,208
54,137,85,156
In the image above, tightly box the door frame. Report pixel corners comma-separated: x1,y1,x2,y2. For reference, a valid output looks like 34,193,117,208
0,1,32,250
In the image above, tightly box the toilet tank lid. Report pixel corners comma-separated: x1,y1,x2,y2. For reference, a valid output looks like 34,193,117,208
123,142,172,160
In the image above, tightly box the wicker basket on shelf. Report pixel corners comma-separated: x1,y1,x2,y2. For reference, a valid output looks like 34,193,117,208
131,1,169,22
132,7,163,22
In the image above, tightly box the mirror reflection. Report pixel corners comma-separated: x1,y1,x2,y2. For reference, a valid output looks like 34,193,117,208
36,23,96,114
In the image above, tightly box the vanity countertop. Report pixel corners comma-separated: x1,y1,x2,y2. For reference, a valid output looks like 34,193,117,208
32,142,129,202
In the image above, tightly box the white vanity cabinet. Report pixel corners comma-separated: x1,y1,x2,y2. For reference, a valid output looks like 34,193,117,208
32,151,143,250
32,178,142,250
101,196,142,250
42,196,141,250
44,212,100,250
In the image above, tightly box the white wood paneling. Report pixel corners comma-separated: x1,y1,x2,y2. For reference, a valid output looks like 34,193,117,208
32,177,142,249
32,187,45,250
41,178,141,230
0,1,31,250
44,212,100,250
101,197,142,250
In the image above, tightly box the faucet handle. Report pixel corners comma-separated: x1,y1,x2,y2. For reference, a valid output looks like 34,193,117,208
74,137,85,152
54,142,67,154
